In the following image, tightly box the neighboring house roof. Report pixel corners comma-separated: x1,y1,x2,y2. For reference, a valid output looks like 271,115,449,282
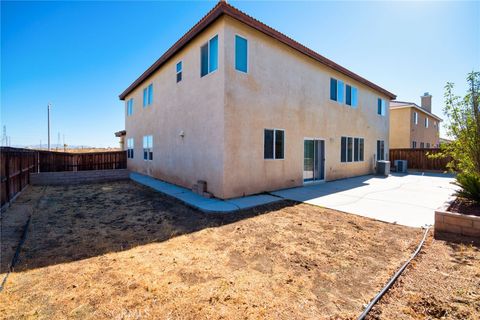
114,130,126,137
119,1,396,100
390,101,443,121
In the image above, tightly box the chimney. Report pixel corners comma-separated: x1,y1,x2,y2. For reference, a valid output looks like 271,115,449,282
421,92,432,113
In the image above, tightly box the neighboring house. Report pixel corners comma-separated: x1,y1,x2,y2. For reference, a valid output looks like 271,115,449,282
119,1,396,199
390,93,442,149
114,130,126,150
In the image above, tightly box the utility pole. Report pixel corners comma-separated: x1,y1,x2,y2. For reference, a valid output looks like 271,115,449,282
47,103,52,151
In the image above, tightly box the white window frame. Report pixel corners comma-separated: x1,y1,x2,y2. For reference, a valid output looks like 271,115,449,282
126,98,134,116
143,83,153,107
176,60,183,83
425,117,429,128
127,138,134,159
200,34,219,78
234,34,248,74
264,128,285,160
143,135,153,161
413,111,418,125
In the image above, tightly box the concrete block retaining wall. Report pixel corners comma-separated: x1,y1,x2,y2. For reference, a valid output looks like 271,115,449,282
30,169,130,185
435,200,480,238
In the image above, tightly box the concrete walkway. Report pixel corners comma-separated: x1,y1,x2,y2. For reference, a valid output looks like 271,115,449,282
130,172,281,213
271,173,457,228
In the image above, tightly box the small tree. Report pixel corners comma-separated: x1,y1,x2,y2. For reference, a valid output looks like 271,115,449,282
441,71,480,175
440,71,480,202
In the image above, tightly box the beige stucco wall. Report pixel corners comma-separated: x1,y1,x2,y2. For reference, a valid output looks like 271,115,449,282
124,16,392,199
124,18,227,198
221,17,390,198
390,107,440,148
410,108,440,148
389,108,411,148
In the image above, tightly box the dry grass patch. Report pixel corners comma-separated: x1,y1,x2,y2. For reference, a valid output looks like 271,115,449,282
368,234,480,320
0,181,422,319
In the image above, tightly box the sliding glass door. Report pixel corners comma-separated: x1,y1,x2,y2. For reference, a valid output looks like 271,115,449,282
303,139,325,182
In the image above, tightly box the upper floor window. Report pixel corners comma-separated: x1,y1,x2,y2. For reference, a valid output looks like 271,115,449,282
412,141,417,148
176,61,182,83
376,140,385,160
200,35,218,77
143,135,153,160
235,35,248,73
127,138,134,159
330,78,344,103
434,121,437,128
127,98,134,116
346,85,358,108
425,117,429,128
143,83,153,107
413,111,418,125
264,129,284,160
377,98,386,116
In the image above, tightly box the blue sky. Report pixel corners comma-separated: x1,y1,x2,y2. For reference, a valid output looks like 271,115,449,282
1,1,479,147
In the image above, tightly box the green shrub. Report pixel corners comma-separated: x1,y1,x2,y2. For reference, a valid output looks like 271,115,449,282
454,173,480,202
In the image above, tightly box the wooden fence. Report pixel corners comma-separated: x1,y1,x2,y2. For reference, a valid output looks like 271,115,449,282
1,147,127,207
389,148,452,171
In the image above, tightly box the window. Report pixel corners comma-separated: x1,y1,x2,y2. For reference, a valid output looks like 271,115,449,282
413,111,418,125
330,78,344,103
434,121,437,128
143,84,153,107
412,141,417,149
337,80,344,103
143,135,153,160
359,138,364,161
341,136,364,163
426,143,430,148
126,98,134,116
127,138,134,159
425,117,429,128
264,129,284,159
176,61,182,83
377,98,386,116
347,137,353,162
330,78,337,101
376,140,385,161
200,35,218,77
235,35,248,73
346,85,358,108
420,142,424,148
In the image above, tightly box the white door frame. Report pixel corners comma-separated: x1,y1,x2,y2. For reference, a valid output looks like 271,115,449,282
303,137,326,184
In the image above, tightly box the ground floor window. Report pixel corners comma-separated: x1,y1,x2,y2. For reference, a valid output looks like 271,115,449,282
264,129,284,159
143,135,153,161
377,140,385,160
341,136,364,162
127,138,134,159
412,141,417,149
420,142,425,148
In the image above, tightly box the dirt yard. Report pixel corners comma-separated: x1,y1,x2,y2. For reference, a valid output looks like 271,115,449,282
368,233,480,319
0,180,431,319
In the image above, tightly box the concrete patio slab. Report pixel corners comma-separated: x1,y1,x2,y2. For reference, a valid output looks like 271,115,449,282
130,172,282,213
271,173,457,228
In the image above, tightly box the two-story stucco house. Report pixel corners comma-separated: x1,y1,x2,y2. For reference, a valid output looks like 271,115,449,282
390,93,442,149
119,1,396,199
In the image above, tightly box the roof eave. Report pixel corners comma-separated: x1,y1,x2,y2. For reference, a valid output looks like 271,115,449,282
119,1,396,100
